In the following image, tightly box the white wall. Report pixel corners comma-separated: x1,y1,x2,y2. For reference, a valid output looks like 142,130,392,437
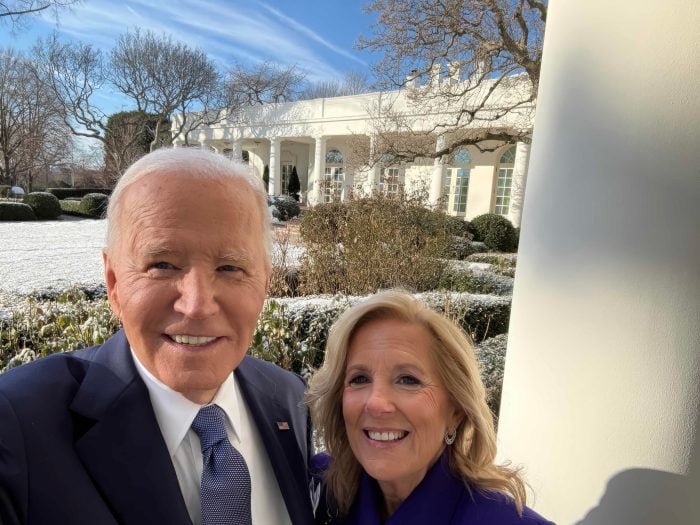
497,2,700,524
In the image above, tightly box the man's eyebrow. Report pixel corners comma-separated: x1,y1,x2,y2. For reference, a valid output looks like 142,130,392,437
140,244,176,257
220,251,252,263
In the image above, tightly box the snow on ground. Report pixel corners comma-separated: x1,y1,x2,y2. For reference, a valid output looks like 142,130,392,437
0,219,108,300
0,218,303,307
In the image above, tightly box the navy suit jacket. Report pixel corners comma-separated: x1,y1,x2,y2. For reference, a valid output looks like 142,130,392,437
0,330,315,525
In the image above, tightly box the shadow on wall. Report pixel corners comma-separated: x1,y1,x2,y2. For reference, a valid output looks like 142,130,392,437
575,468,699,525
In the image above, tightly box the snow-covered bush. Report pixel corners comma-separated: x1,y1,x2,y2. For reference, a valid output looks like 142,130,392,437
271,195,301,221
475,333,508,419
439,266,514,295
0,288,119,372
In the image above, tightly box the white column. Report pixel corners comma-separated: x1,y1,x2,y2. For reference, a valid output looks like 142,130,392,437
497,2,700,524
369,135,381,195
231,140,242,162
507,141,530,227
429,134,447,207
342,171,354,202
200,140,208,150
268,137,279,196
309,136,326,206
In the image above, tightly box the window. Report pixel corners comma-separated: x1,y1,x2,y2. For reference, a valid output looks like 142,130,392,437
495,146,515,215
281,164,293,194
325,149,343,164
323,167,344,202
443,147,471,215
380,167,401,196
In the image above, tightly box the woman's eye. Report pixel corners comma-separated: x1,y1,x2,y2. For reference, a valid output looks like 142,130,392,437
218,264,240,272
398,375,421,386
348,374,369,385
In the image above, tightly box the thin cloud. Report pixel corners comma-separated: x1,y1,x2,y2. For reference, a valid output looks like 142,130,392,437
257,1,366,67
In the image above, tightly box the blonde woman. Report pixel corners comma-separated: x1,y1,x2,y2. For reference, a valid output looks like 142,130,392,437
307,290,553,524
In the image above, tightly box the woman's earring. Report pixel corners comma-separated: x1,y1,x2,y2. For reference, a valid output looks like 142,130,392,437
444,429,457,445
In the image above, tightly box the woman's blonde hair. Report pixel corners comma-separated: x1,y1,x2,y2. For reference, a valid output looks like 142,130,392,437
306,289,526,515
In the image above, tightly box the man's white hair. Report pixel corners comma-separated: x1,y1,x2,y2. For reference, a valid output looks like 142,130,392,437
105,147,271,268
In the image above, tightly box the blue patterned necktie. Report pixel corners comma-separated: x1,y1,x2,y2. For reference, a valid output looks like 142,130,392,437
191,404,252,525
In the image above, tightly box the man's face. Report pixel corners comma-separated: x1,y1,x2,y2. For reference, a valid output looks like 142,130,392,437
104,174,269,403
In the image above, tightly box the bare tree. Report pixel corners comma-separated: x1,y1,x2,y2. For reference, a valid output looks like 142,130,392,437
0,48,69,190
298,70,371,100
358,0,547,161
226,61,305,105
0,0,78,30
298,79,342,100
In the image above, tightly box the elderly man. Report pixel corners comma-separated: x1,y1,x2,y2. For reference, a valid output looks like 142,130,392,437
0,149,314,525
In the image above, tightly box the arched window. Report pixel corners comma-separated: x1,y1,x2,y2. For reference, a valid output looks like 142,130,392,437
323,149,344,202
325,149,343,165
443,147,472,215
495,146,516,215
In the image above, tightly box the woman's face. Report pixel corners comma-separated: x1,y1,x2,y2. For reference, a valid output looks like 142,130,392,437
342,317,462,503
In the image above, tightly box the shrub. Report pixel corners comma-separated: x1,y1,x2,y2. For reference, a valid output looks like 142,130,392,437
79,193,109,218
0,288,118,372
22,192,62,220
439,267,514,295
469,213,518,252
288,166,300,201
299,195,453,295
475,333,508,419
59,200,84,216
444,215,471,237
249,291,511,377
0,185,10,197
0,202,36,221
47,188,112,200
271,195,301,221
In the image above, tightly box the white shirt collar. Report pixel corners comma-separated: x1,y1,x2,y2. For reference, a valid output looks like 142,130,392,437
130,348,243,457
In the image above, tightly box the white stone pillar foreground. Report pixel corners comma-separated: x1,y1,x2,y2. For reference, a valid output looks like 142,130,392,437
309,137,326,206
497,2,700,524
269,137,279,196
429,134,446,207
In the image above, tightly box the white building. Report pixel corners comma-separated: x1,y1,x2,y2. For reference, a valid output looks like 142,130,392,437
172,79,533,227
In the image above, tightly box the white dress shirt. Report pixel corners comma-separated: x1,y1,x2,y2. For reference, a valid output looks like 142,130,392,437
131,350,292,525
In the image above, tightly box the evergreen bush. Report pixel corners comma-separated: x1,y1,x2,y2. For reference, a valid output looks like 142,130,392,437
79,193,109,218
48,188,112,200
469,213,518,252
59,200,85,216
262,165,269,192
288,166,300,201
22,192,62,220
0,202,36,221
271,195,301,221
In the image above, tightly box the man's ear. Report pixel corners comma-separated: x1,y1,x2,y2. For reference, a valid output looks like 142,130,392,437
103,249,121,319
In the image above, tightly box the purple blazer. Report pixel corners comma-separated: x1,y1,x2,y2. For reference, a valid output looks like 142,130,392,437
313,453,555,525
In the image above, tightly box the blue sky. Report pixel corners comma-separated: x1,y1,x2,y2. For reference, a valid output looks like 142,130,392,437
3,0,378,83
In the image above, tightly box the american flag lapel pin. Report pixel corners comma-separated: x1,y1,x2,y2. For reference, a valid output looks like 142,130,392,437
276,421,290,430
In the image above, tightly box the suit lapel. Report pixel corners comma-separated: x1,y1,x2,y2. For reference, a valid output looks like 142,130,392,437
236,358,314,525
69,331,192,524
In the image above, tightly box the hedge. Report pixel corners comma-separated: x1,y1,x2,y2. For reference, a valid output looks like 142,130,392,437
79,193,109,218
0,202,36,221
47,188,112,200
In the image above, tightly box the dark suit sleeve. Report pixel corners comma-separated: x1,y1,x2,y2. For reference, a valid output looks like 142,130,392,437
0,391,27,524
